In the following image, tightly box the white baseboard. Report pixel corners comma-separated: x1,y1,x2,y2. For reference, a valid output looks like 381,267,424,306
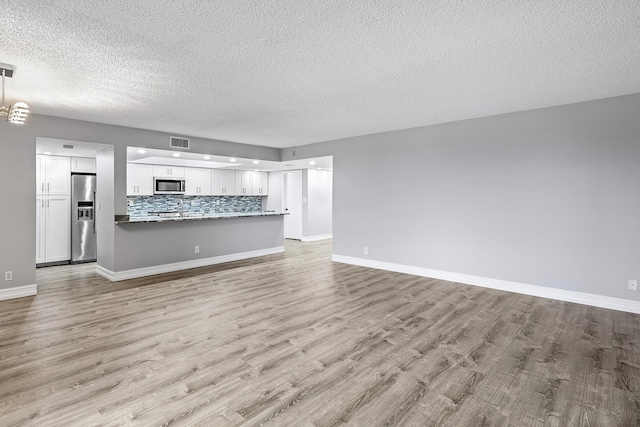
0,284,37,301
332,255,640,314
302,234,333,242
97,246,285,282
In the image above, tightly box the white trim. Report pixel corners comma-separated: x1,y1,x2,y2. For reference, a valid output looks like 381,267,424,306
0,284,37,301
332,255,640,314
301,234,333,242
97,246,285,282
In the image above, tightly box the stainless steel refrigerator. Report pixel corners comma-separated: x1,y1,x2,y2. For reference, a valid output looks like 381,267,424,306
71,174,97,263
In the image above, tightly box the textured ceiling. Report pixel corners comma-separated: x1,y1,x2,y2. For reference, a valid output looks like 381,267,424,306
2,1,640,148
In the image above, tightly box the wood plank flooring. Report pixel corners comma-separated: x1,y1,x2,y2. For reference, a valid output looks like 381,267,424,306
1,240,639,426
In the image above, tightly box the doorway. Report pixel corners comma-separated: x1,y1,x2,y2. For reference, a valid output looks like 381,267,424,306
283,170,303,240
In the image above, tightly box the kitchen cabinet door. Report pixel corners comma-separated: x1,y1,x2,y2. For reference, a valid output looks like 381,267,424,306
126,163,136,195
213,169,236,195
35,196,46,264
71,157,97,173
153,165,185,178
45,195,71,263
185,167,200,195
197,168,212,195
185,168,212,195
220,170,235,195
137,165,154,195
252,172,269,195
128,164,154,196
235,171,253,195
36,155,45,195
45,156,71,195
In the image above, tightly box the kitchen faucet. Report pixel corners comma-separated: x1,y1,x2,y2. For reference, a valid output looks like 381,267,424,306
177,199,184,217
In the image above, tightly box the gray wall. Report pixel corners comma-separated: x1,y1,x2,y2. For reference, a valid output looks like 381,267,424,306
96,146,115,272
1,114,280,290
0,121,36,290
282,94,640,301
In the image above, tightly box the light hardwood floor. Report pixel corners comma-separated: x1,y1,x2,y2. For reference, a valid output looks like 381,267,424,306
1,240,639,426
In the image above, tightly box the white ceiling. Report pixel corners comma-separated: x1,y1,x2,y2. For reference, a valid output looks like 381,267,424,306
4,1,640,148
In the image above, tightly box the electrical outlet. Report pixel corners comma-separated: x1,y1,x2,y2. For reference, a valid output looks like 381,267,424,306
195,246,200,254
4,271,13,281
629,280,638,291
363,247,369,255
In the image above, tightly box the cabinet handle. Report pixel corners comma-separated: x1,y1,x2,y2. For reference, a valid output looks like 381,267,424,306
41,183,44,192
47,183,50,192
41,200,44,208
47,199,49,208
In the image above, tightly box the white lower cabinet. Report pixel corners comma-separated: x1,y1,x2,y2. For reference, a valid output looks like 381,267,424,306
36,195,71,264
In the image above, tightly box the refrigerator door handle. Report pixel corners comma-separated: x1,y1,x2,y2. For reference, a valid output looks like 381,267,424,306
93,190,97,233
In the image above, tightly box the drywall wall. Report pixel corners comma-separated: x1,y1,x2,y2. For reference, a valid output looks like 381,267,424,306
304,169,333,238
113,216,284,271
96,146,115,272
282,93,640,302
0,121,36,290
0,114,280,295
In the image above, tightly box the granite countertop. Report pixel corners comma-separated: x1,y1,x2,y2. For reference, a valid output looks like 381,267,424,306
115,211,287,224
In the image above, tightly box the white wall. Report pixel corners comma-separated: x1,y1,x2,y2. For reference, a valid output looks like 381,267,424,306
282,93,640,302
304,169,333,239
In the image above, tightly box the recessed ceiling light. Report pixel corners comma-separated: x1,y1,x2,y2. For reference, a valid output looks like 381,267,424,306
230,158,236,162
309,161,316,165
173,153,180,157
203,156,210,160
44,151,52,155
253,160,259,164
138,149,146,154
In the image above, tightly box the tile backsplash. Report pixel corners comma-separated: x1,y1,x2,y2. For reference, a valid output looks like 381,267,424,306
128,195,262,216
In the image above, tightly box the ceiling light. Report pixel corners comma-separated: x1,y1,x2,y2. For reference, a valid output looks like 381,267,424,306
230,158,236,162
138,149,146,154
0,63,29,124
173,153,180,157
203,156,211,160
253,160,259,164
309,161,316,165
44,151,52,155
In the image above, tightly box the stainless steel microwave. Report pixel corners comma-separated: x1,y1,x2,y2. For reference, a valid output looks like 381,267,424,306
154,177,186,195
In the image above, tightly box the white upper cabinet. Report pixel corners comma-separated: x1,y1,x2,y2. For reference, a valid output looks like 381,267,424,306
185,167,212,195
235,171,254,195
71,157,97,173
127,164,154,196
252,172,269,195
212,169,236,195
153,165,184,178
37,155,70,195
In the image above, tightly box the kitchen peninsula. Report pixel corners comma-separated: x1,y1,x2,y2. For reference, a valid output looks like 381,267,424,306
100,211,286,281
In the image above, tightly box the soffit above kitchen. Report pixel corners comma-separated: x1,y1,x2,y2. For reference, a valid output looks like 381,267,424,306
3,1,640,148
127,147,333,172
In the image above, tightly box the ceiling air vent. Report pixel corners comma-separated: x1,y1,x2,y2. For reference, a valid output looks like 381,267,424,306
169,136,190,150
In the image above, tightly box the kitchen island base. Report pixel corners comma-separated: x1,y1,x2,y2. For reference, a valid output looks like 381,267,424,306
99,214,285,281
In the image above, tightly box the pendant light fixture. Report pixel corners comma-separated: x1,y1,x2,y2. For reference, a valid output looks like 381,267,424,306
0,63,29,124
